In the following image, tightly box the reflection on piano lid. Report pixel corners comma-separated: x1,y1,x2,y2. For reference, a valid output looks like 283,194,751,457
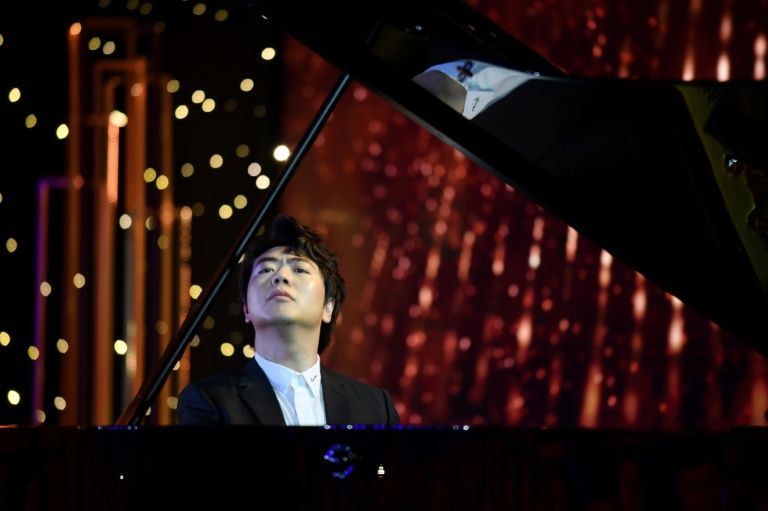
250,2,768,355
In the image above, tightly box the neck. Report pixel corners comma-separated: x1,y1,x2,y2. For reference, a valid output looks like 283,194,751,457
254,326,320,372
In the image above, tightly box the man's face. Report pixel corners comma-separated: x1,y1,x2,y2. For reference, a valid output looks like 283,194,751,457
243,246,333,332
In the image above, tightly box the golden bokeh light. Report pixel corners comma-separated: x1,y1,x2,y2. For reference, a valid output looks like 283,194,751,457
57,338,69,354
201,98,215,112
166,79,180,93
0,331,10,346
156,175,169,190
233,194,248,209
25,114,37,128
190,335,201,347
180,206,193,221
243,345,255,358
261,47,276,61
145,216,157,230
73,273,86,288
119,214,132,229
218,204,233,219
6,238,18,253
8,87,21,103
88,37,101,51
247,162,262,176
174,105,189,119
203,316,215,329
240,78,254,92
143,167,157,182
180,163,194,177
214,9,228,21
139,2,153,15
189,285,203,299
220,342,235,357
192,3,206,15
157,234,169,250
109,110,128,127
7,390,20,406
235,144,250,158
256,175,271,190
54,396,67,410
167,396,179,409
191,90,205,104
102,41,116,55
27,346,39,360
273,144,290,161
69,23,81,35
209,154,223,169
35,410,46,423
40,281,52,297
56,124,69,139
114,339,128,355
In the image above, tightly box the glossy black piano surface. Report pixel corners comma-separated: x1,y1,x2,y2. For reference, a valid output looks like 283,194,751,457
1,426,767,510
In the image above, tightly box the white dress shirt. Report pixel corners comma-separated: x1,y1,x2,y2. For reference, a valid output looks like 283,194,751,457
421,60,537,119
255,352,326,426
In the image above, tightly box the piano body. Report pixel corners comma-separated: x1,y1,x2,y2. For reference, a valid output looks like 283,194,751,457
2,2,768,509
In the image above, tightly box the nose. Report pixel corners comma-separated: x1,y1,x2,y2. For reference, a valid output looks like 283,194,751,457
271,266,290,285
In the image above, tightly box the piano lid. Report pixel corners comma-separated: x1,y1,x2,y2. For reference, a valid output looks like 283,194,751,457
249,3,768,355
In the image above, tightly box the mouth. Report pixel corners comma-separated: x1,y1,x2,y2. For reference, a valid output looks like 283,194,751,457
268,291,294,301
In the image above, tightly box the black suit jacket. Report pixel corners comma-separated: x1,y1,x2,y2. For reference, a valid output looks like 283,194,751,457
177,359,400,425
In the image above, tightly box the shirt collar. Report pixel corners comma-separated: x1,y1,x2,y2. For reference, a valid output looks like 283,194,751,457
255,352,323,397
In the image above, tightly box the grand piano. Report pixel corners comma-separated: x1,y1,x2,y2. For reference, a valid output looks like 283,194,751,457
2,2,768,509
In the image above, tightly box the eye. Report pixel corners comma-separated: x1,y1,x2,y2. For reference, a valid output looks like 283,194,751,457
295,267,309,274
257,266,273,274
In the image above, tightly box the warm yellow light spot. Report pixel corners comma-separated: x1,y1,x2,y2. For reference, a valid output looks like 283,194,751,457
73,273,86,288
155,175,169,190
192,3,206,15
189,285,202,299
157,234,169,250
0,34,3,46
145,407,152,416
54,396,66,410
247,162,262,176
255,175,271,189
235,144,250,158
6,238,18,253
261,47,276,61
233,195,248,209
273,144,290,161
209,154,223,169
190,335,201,347
119,214,132,229
180,206,192,221
220,342,235,357
88,37,101,51
145,216,156,230
174,105,189,119
173,361,181,371
139,2,153,15
35,410,46,423
109,110,128,127
243,345,255,358
40,281,52,297
166,79,180,93
143,168,157,182
203,316,215,329
191,90,205,104
218,205,233,219
23,114,37,128
131,83,143,97
7,390,20,406
192,203,205,216
27,346,39,360
0,193,3,203
240,78,254,92
102,41,116,55
180,163,194,177
0,332,10,346
114,339,128,355
70,23,82,35
214,9,228,21
201,98,215,112
166,396,178,409
56,338,69,353
56,124,69,139
8,87,21,103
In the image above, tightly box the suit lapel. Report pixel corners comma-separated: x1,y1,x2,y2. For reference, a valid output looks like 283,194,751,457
321,366,351,424
237,360,286,426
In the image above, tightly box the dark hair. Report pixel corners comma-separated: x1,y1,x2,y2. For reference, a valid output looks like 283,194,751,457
239,215,346,354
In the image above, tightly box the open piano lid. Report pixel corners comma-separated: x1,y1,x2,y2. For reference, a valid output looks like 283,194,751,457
250,2,768,355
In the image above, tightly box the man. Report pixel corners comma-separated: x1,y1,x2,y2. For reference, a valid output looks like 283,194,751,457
178,215,400,425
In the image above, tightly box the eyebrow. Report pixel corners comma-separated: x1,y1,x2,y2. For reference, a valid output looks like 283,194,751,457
253,255,312,267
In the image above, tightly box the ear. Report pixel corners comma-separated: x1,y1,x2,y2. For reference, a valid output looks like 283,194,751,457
322,299,334,324
243,303,251,324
